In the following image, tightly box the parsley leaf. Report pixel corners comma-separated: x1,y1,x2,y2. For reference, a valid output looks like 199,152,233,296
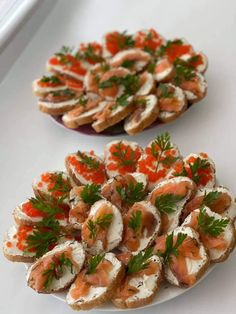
197,206,229,237
87,213,113,240
111,142,136,167
155,193,184,214
77,151,100,170
202,191,222,207
48,173,71,194
40,75,61,84
127,247,153,274
80,184,102,205
121,59,136,69
116,182,146,205
128,210,142,233
157,232,187,263
158,83,174,98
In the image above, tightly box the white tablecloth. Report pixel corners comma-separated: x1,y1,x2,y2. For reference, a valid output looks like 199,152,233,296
1,0,236,313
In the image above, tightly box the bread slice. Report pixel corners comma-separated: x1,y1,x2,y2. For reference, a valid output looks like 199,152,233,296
32,78,67,97
92,97,135,133
27,241,85,293
110,48,151,73
158,226,209,287
104,139,142,178
182,186,236,222
65,152,107,186
157,83,187,123
67,252,125,310
62,99,107,129
124,95,159,135
32,171,72,205
119,201,161,253
182,207,236,263
38,97,80,116
81,199,123,255
13,200,68,228
112,255,163,309
3,225,36,263
148,176,196,234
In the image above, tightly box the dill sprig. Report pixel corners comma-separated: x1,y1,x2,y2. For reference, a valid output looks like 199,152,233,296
86,254,105,274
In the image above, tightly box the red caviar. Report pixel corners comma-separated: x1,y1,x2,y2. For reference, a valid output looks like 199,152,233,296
49,55,87,76
166,42,193,63
138,143,179,183
185,155,213,187
135,28,164,51
16,225,35,252
22,201,46,218
38,80,63,88
79,42,102,65
107,143,142,175
105,32,130,56
67,155,106,184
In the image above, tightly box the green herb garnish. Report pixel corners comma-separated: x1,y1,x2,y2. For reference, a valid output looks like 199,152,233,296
43,252,74,289
111,142,136,167
127,247,153,274
197,206,229,237
80,184,102,205
116,182,146,205
48,173,71,194
121,59,136,69
86,254,105,274
87,214,113,240
157,232,187,263
128,210,142,233
158,83,174,98
40,75,61,84
155,193,184,214
77,151,100,170
202,191,222,207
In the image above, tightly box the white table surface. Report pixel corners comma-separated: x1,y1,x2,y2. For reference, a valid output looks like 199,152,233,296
0,0,236,313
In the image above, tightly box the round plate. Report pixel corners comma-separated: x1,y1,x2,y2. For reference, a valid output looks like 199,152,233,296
49,265,215,311
51,103,193,136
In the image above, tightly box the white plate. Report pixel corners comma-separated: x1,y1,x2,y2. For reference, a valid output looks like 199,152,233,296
24,260,215,311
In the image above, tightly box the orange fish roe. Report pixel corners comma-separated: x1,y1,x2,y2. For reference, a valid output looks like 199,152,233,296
138,143,179,183
107,143,142,175
67,155,106,184
188,54,204,68
22,201,46,218
16,225,35,252
38,80,63,88
105,31,133,56
79,42,103,65
185,156,213,187
49,55,87,76
37,172,71,199
165,42,193,63
135,28,164,51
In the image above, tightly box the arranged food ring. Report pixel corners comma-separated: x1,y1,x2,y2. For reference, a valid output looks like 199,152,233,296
3,133,236,310
33,28,208,135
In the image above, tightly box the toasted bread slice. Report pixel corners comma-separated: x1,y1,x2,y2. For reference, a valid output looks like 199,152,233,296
124,95,159,135
104,140,142,178
148,176,196,234
65,151,107,186
101,172,148,213
92,97,135,133
32,77,67,97
182,207,236,263
27,241,85,293
62,98,106,129
182,186,236,222
119,201,161,253
67,252,125,310
3,225,36,263
32,171,72,205
112,255,163,309
110,48,151,73
155,226,209,287
81,199,123,254
38,98,80,116
157,83,187,123
13,200,68,228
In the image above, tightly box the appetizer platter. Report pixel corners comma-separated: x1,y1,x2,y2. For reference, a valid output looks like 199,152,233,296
3,132,236,311
32,28,208,135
